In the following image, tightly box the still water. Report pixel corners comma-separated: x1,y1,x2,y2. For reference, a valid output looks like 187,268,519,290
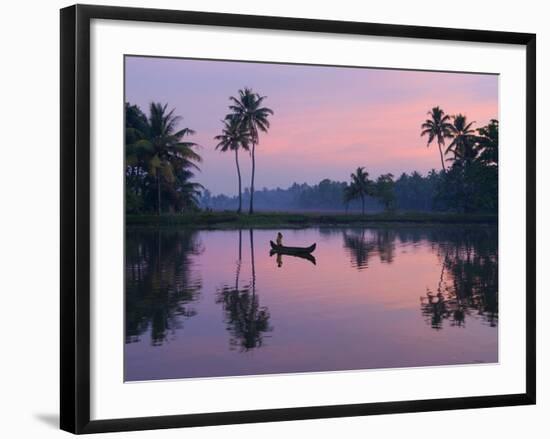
125,226,498,381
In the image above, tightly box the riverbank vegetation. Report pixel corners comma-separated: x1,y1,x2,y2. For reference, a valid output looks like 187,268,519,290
127,211,497,228
126,94,498,220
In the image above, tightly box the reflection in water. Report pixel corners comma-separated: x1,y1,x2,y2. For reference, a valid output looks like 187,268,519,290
341,226,497,330
343,228,395,269
269,249,317,266
125,228,203,346
420,227,498,329
216,229,273,351
125,225,498,380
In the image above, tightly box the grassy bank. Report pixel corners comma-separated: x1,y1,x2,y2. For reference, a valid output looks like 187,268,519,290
126,211,497,228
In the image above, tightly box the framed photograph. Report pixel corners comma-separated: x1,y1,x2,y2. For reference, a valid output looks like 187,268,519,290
60,4,536,434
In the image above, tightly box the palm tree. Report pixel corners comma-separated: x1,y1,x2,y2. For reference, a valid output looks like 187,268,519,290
349,167,373,215
214,116,250,213
343,184,357,213
446,114,477,164
227,88,274,214
170,168,203,211
142,102,201,215
421,106,453,172
476,119,498,166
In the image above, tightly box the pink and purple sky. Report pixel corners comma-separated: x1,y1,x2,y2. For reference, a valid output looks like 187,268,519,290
125,56,498,196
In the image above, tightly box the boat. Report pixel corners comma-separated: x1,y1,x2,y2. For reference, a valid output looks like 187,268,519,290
269,241,316,254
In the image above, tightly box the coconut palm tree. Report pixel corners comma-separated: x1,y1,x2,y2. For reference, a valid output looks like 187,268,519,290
446,114,477,164
421,106,453,172
476,119,498,166
349,167,373,215
141,102,201,215
214,116,250,213
343,184,358,213
227,88,274,214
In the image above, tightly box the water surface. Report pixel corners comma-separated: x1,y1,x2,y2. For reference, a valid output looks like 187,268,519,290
125,225,498,381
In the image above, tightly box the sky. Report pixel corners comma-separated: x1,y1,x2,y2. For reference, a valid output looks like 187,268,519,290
125,56,498,196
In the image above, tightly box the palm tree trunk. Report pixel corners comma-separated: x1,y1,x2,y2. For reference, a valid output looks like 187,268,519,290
361,194,365,215
235,149,242,213
249,142,256,214
157,175,161,216
438,142,446,173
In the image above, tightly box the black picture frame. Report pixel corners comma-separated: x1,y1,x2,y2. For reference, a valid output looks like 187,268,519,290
60,4,536,434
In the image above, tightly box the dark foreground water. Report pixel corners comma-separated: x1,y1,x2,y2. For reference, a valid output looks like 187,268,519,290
125,225,498,381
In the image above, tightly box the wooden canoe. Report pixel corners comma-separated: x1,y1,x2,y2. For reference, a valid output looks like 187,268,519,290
270,241,316,254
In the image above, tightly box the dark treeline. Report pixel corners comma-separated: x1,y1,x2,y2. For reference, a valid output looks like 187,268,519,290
126,97,498,215
125,102,203,215
203,107,498,214
200,165,487,213
201,176,430,213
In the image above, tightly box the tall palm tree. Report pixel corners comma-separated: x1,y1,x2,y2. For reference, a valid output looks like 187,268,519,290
446,114,477,164
214,116,250,213
227,88,274,214
421,106,453,172
349,167,373,215
142,102,200,215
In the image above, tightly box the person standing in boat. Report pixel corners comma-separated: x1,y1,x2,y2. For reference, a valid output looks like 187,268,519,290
276,232,283,246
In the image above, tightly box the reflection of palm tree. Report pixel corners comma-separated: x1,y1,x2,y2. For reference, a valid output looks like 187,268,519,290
216,283,272,351
125,228,203,345
421,291,449,330
216,229,272,351
250,229,256,290
419,226,498,329
236,229,242,286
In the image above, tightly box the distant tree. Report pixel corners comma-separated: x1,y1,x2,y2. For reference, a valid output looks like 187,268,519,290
421,106,453,172
214,115,250,213
343,184,358,213
374,173,396,211
348,167,374,214
227,88,274,214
